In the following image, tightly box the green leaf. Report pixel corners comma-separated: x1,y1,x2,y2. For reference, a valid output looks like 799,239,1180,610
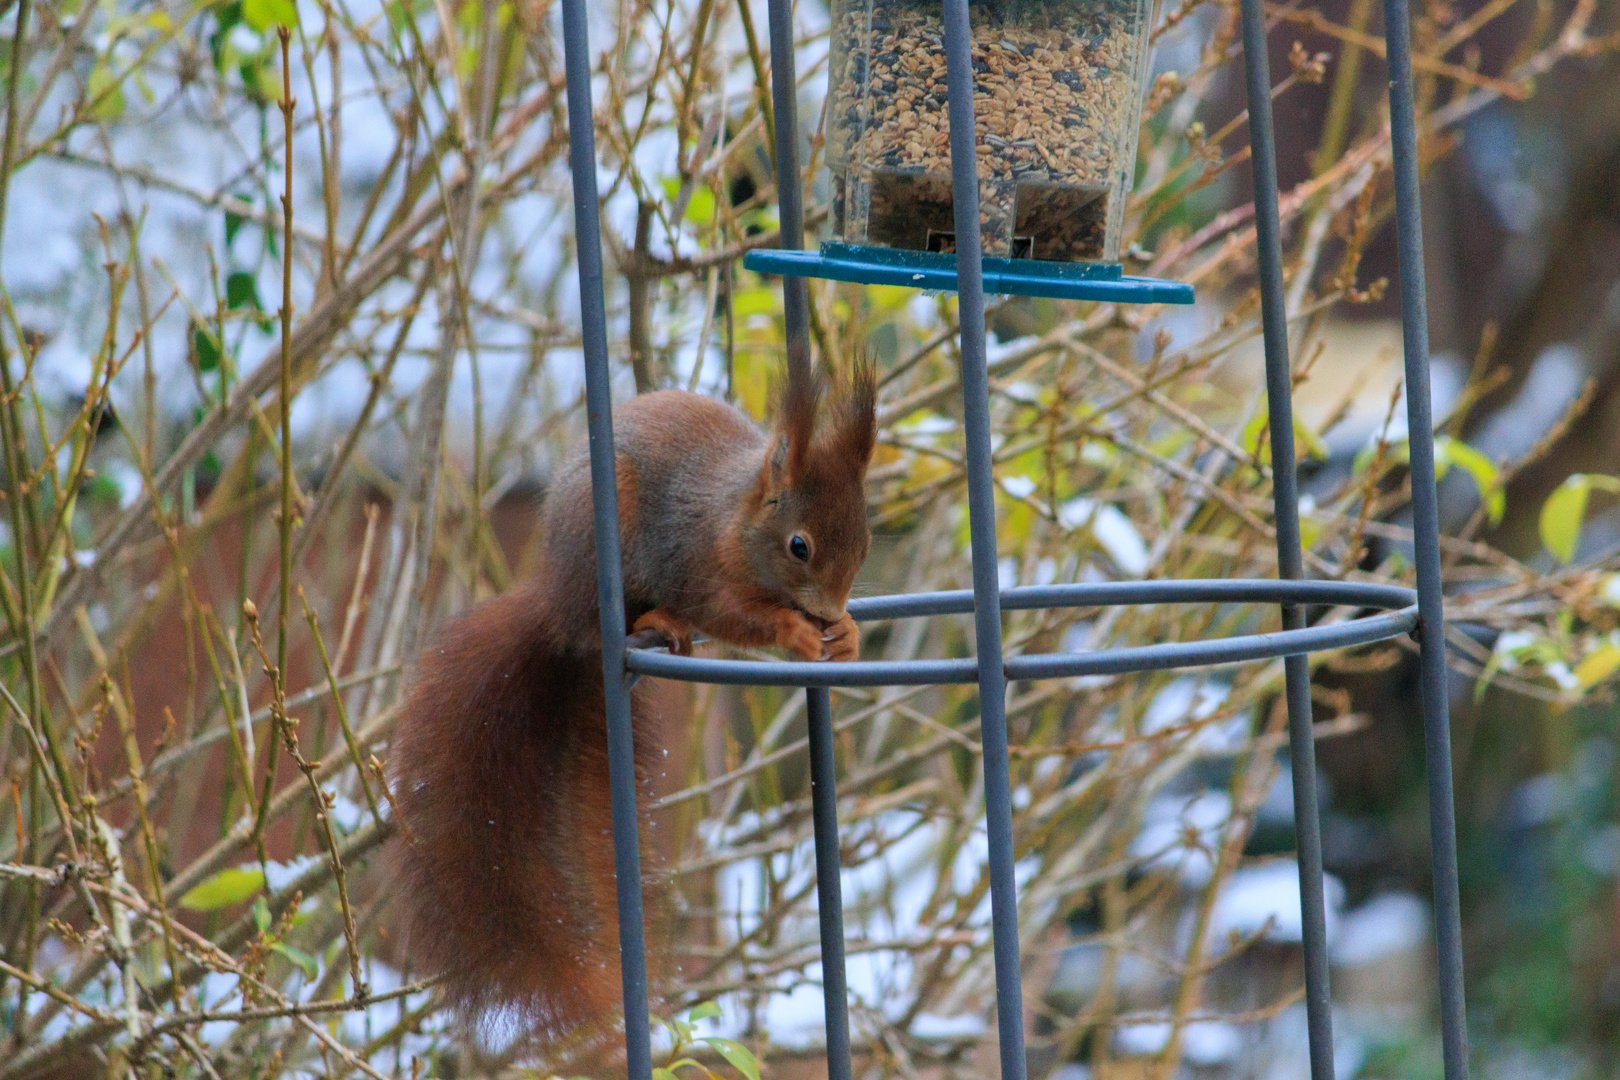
226,271,273,331
225,206,247,248
209,1,244,71
1351,440,1380,478
241,54,283,105
226,270,262,312
1473,650,1504,704
1360,437,1505,524
86,62,127,120
732,287,778,319
653,1069,680,1080
684,185,716,226
1540,475,1590,564
699,1038,760,1080
179,866,265,911
865,284,913,313
1575,644,1620,689
1295,419,1329,461
242,0,298,30
252,895,272,931
687,1002,722,1022
271,941,319,979
84,474,120,503
1435,437,1504,525
192,322,221,372
1239,412,1326,464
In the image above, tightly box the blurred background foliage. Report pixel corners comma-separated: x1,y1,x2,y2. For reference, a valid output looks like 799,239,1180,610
0,0,1617,1077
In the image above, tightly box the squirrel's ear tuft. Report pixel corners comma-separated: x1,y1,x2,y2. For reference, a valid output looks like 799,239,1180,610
779,358,823,483
831,351,877,472
763,431,791,487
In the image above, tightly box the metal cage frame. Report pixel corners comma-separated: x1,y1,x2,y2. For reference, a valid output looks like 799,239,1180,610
557,0,1470,1077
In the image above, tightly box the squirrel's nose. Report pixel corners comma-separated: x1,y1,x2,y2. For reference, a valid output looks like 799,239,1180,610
809,596,850,626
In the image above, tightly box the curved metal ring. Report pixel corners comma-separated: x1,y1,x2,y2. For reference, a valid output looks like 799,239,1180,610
625,578,1417,687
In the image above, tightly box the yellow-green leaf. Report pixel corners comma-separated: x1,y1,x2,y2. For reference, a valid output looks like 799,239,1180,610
653,1068,680,1080
86,63,127,120
1436,437,1504,525
866,284,913,313
684,185,715,226
179,866,265,911
688,1002,722,1021
1540,475,1590,564
1574,644,1620,689
271,941,319,979
1239,412,1325,464
246,55,284,103
732,287,777,319
1295,419,1329,461
243,0,298,30
700,1037,760,1080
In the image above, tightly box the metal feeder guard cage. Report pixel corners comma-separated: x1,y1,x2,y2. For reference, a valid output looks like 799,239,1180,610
557,0,1471,1076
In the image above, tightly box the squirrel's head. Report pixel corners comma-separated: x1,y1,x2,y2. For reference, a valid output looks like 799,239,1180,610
742,358,878,627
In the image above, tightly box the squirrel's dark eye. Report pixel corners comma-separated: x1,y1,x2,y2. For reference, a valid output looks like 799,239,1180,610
788,535,810,562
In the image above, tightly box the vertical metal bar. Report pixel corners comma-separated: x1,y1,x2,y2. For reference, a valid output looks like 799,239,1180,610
560,2,653,1077
763,6,855,1076
766,0,814,385
806,687,853,1080
1234,3,1336,1078
940,4,1025,1079
1380,0,1470,1076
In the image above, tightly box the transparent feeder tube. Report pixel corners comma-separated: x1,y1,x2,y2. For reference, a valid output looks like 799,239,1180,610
827,0,1153,264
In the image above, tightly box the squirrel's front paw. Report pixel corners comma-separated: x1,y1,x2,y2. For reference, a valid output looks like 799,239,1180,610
773,610,827,661
822,614,860,662
633,609,695,656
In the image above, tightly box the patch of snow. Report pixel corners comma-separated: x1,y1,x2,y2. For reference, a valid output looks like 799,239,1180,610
1601,575,1620,607
1471,343,1586,461
1001,474,1037,498
1581,824,1620,876
1183,1020,1244,1066
328,794,368,832
263,855,322,892
1092,505,1148,576
1508,773,1574,828
1130,790,1232,887
1058,497,1095,531
1047,1065,1091,1080
1332,893,1430,967
705,807,1026,1046
1114,1018,1171,1056
1113,1018,1240,1066
1143,679,1228,734
1372,355,1464,445
1491,629,1539,670
1208,861,1344,948
985,335,1038,364
908,1012,986,1039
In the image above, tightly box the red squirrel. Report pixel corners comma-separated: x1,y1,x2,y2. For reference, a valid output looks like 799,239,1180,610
391,361,877,1046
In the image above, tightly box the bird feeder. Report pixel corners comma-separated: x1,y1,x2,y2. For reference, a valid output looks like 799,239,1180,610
747,0,1191,304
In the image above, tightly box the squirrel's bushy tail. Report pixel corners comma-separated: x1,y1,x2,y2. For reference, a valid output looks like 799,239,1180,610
391,584,662,1044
